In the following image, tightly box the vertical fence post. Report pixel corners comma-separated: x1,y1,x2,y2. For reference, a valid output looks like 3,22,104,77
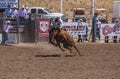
60,0,63,13
35,14,38,43
91,0,94,18
91,0,97,42
17,17,19,44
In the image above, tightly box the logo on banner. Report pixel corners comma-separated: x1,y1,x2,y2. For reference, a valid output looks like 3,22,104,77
38,20,50,38
102,25,113,35
39,22,49,32
101,24,120,36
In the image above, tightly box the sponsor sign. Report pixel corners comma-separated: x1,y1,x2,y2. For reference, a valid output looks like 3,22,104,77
62,22,87,35
100,23,120,36
38,20,50,38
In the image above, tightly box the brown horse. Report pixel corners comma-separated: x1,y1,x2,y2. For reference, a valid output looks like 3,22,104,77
50,29,83,56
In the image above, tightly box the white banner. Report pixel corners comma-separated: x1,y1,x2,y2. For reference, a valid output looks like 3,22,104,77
62,22,88,35
100,23,120,36
0,0,18,8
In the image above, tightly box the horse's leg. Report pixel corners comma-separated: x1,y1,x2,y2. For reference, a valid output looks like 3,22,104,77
57,42,65,52
66,47,72,54
49,30,58,46
49,30,55,44
72,44,83,56
64,46,77,56
63,43,75,55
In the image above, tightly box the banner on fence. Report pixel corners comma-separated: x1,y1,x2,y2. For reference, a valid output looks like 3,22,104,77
38,20,50,38
0,0,19,8
100,24,120,36
62,22,87,35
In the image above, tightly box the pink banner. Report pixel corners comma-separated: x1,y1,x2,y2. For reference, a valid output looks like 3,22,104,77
38,20,50,38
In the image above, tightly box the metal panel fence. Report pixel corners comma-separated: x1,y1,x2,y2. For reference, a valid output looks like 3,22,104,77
1,13,120,44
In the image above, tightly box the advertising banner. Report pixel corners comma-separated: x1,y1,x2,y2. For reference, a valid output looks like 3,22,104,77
38,20,50,38
100,24,120,36
62,22,87,35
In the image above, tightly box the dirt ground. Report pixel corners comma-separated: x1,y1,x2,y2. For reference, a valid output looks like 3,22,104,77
0,42,120,79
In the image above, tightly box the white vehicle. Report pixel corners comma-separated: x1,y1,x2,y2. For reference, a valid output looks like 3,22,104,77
29,7,67,21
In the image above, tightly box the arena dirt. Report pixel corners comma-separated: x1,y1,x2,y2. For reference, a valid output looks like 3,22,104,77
0,42,120,79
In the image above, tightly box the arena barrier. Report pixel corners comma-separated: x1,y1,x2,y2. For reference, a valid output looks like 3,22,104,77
1,13,119,44
62,22,120,43
62,22,88,42
99,23,120,43
32,17,120,43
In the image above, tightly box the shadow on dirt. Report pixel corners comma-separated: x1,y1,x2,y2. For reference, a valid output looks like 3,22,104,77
35,54,61,57
35,54,76,58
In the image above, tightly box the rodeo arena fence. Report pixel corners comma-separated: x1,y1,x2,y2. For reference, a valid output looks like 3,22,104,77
0,0,120,44
1,12,120,44
1,13,120,44
59,21,120,43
